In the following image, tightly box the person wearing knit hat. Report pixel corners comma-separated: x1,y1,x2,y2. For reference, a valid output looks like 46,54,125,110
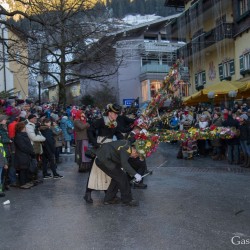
19,110,27,120
11,108,21,117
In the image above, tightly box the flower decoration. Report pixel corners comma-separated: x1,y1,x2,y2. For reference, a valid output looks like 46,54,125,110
134,131,160,158
155,127,237,142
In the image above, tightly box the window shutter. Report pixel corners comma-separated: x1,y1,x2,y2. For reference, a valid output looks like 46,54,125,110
239,55,244,72
195,74,198,87
202,71,206,85
229,60,235,75
218,63,223,80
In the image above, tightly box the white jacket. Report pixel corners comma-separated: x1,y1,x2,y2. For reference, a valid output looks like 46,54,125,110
25,121,46,144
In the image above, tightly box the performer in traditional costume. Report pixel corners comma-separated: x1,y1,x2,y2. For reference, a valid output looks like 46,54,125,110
83,103,124,203
95,140,142,206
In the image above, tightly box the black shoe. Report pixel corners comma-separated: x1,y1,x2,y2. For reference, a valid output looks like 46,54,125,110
104,197,121,205
123,199,139,207
43,174,52,179
53,174,63,179
133,183,147,189
84,192,93,203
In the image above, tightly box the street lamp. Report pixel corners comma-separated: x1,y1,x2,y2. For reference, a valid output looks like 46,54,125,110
36,73,43,105
207,91,215,112
228,90,237,109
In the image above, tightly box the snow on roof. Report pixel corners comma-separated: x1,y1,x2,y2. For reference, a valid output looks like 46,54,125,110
109,13,181,36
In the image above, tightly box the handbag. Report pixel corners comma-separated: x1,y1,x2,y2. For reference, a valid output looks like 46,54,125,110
29,158,38,173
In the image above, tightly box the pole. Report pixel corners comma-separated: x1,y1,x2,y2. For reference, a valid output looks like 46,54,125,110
2,28,7,92
38,81,41,105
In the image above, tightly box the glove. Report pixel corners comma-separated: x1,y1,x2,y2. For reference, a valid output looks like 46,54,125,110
134,173,142,182
93,143,100,149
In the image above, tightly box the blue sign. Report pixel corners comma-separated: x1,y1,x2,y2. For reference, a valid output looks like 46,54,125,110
123,99,138,107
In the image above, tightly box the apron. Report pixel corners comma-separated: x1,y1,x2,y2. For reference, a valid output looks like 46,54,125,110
87,137,112,190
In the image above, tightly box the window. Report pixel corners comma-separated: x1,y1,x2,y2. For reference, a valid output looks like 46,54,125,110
141,80,149,102
239,0,249,15
218,60,235,80
243,53,250,70
223,62,230,78
195,71,206,90
150,81,162,98
240,52,250,75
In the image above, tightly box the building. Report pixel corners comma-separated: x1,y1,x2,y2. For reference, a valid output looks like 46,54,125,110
48,79,81,105
164,0,250,99
78,14,187,106
0,14,29,99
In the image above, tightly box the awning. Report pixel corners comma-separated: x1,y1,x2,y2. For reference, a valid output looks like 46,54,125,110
183,81,250,106
202,81,239,95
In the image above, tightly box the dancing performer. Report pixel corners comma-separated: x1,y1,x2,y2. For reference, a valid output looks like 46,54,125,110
84,103,124,203
95,140,142,206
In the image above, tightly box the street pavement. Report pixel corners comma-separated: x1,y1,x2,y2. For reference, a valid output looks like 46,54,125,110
0,143,250,250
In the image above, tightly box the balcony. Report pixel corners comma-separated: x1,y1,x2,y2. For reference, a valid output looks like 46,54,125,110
141,64,170,74
144,41,181,53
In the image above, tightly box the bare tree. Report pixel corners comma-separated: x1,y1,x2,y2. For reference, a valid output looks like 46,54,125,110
0,0,124,104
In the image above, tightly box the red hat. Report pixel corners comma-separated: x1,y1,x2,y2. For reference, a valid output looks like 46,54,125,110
75,110,83,120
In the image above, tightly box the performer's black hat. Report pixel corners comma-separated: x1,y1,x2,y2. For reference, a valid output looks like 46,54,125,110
106,103,121,114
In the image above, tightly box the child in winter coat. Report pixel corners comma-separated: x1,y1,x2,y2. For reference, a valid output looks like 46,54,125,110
60,115,74,154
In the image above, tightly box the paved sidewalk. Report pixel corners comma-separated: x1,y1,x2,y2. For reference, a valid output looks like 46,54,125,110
0,143,250,250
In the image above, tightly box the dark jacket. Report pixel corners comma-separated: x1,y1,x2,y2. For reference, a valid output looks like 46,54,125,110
239,121,250,142
96,140,137,177
117,115,135,133
40,126,56,158
0,124,12,158
14,132,35,169
222,116,240,145
87,117,124,147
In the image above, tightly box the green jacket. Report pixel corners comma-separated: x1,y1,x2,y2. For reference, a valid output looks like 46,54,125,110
96,140,137,177
0,142,8,167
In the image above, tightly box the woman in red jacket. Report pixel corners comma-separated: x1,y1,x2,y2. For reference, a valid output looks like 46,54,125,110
73,110,91,172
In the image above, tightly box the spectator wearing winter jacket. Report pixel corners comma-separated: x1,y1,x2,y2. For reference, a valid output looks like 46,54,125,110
239,114,250,168
0,114,16,187
51,120,63,164
222,112,240,164
0,142,8,197
40,118,63,179
60,115,74,154
14,122,36,189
